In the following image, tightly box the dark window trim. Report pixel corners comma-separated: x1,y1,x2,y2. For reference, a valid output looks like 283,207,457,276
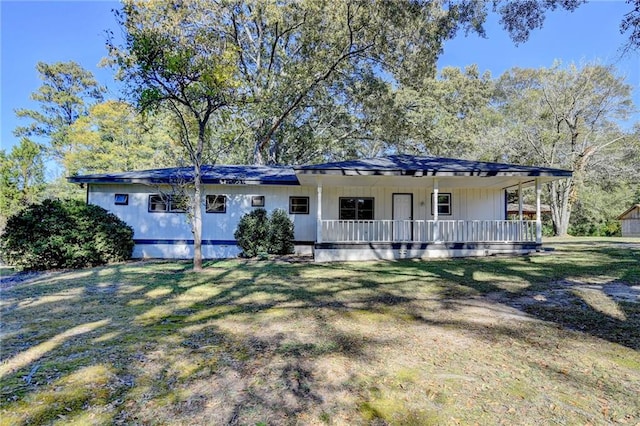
206,194,227,214
251,195,265,207
114,193,129,206
148,194,168,213
430,192,452,216
148,194,187,213
289,196,309,214
339,197,375,220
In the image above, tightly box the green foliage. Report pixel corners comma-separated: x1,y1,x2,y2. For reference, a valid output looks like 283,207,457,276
112,0,587,166
268,209,295,255
0,138,46,223
569,219,621,237
0,199,134,271
64,100,180,175
234,208,295,258
13,61,105,159
490,62,636,236
234,209,270,258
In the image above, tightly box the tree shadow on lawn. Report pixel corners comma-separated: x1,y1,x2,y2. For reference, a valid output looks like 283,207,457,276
0,260,410,424
1,244,639,424
334,243,640,350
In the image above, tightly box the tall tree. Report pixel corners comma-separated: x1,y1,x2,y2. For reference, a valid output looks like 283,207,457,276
64,100,181,175
14,61,106,162
110,0,239,271
221,0,585,164
392,65,495,157
494,63,635,236
0,138,46,225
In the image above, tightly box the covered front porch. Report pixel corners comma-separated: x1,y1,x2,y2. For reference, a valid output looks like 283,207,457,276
293,155,569,262
320,219,538,243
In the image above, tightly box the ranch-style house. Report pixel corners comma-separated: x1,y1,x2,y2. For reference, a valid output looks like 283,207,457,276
69,155,572,262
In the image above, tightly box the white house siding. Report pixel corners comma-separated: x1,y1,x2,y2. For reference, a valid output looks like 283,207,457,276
87,183,507,259
320,186,505,221
87,183,316,259
620,206,640,237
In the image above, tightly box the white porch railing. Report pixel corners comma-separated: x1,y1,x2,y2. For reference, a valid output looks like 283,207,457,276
320,220,538,243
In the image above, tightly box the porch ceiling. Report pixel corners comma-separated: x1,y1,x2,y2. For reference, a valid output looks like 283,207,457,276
296,174,559,189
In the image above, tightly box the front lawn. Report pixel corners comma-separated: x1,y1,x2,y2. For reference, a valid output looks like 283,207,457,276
1,238,639,425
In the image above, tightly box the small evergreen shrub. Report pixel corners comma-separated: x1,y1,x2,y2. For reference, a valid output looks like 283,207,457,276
268,208,295,255
234,208,270,257
0,199,134,271
234,208,295,258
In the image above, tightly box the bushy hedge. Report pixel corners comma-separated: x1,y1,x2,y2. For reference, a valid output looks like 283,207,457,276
234,208,295,258
268,209,295,255
234,208,270,258
0,199,134,271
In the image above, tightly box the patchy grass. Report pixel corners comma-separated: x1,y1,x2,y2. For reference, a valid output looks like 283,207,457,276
1,238,639,425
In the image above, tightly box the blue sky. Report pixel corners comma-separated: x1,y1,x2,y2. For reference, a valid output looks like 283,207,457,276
1,0,639,154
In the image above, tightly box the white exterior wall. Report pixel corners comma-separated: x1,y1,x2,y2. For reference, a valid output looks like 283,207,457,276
621,206,640,237
87,183,316,259
87,183,507,259
321,186,505,221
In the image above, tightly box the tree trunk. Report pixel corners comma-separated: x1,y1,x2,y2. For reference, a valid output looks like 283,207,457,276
192,168,203,271
192,122,205,272
549,179,572,236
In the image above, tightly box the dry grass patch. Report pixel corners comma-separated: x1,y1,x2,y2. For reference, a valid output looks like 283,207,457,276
1,239,639,425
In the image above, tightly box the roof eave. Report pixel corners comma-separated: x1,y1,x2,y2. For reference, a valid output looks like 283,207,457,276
293,168,572,178
67,176,300,186
617,204,640,220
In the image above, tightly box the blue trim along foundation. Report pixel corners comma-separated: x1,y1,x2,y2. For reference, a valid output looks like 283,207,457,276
131,239,314,259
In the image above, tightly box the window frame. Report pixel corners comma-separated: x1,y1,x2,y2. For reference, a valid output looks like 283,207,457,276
148,194,168,213
251,195,265,207
148,194,187,213
114,193,129,206
205,194,227,214
431,192,452,216
339,197,375,220
289,196,309,214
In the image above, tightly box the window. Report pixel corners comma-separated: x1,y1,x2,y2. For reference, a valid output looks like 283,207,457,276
339,197,374,220
206,195,226,213
148,194,187,213
169,196,187,212
431,193,452,216
114,194,128,205
149,195,167,212
251,195,265,207
289,196,309,214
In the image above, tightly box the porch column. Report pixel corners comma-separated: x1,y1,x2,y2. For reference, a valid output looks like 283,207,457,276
433,179,439,242
518,181,523,221
316,181,323,243
535,178,542,244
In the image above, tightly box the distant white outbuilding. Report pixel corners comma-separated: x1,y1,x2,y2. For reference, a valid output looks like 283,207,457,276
618,204,640,237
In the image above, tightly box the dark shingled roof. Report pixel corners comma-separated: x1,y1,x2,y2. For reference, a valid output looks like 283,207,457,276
68,164,299,185
67,155,572,185
294,155,572,177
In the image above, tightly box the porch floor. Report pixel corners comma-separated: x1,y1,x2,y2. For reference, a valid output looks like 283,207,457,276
313,241,541,262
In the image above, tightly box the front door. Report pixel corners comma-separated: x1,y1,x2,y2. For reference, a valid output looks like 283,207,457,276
393,193,413,241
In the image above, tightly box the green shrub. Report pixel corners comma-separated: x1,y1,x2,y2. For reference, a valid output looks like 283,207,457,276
0,199,134,271
234,208,270,257
268,208,295,255
569,219,621,237
234,208,295,258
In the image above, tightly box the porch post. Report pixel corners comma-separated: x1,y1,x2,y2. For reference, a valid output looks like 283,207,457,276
316,180,323,243
535,178,542,244
433,179,439,242
518,181,523,221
